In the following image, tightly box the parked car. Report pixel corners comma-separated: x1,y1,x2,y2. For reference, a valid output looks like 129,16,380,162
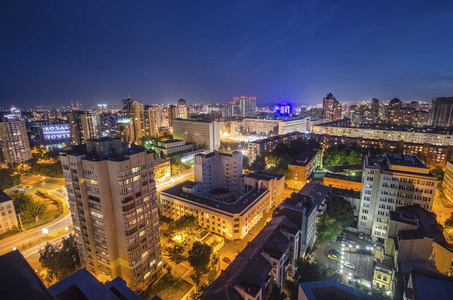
328,254,338,260
222,257,231,264
344,261,356,269
345,240,356,245
359,233,364,240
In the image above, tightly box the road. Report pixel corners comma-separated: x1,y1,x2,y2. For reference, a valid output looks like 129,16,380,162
156,169,194,191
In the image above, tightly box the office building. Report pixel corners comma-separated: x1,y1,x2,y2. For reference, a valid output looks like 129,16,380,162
60,137,162,290
247,132,304,162
0,117,32,164
429,96,453,127
160,151,284,240
68,111,101,145
0,250,142,300
194,151,243,196
172,119,220,151
287,148,322,190
0,190,18,234
243,117,310,136
358,153,437,242
153,158,171,184
201,216,299,299
151,139,194,157
322,93,342,122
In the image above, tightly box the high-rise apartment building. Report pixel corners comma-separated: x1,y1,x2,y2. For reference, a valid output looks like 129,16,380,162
68,111,101,145
144,106,159,138
322,93,342,122
194,151,243,196
60,138,162,290
168,99,188,126
172,119,220,151
358,153,437,242
0,117,32,164
371,98,380,117
430,97,453,127
121,98,145,144
234,96,256,118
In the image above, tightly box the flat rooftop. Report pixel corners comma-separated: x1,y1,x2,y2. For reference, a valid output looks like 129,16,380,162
161,180,268,215
159,139,183,143
245,170,284,181
385,153,427,169
289,148,320,167
324,172,362,182
331,187,361,199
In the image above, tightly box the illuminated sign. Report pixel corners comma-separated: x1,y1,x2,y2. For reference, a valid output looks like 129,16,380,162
42,124,71,141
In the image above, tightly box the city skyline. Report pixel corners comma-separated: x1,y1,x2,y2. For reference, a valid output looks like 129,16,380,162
1,1,453,107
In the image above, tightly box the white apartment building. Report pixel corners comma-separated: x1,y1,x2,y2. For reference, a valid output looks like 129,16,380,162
358,153,437,242
0,190,18,234
0,118,32,164
172,119,220,152
194,151,243,197
60,138,162,290
243,117,310,136
161,150,284,240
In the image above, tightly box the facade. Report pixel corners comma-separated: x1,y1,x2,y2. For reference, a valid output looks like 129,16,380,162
287,148,322,190
161,153,283,240
372,261,393,291
247,131,303,162
153,158,170,184
235,96,256,118
68,110,101,145
60,138,162,290
151,139,194,156
0,118,32,164
310,132,453,169
172,119,220,152
443,161,453,205
322,93,342,122
430,96,453,127
201,216,299,300
0,190,18,234
194,151,243,196
322,173,362,191
243,117,309,136
311,122,453,147
358,153,437,242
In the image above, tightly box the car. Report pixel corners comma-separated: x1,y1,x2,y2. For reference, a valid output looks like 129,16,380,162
222,257,231,264
328,254,338,260
327,249,339,255
359,233,364,240
18,188,26,192
346,240,356,245
344,261,356,269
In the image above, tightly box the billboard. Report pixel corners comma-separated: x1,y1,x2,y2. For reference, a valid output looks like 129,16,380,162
42,124,70,141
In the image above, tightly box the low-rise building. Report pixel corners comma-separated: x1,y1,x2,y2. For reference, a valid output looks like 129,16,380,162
287,148,322,190
247,132,302,162
403,268,453,300
243,170,285,208
298,279,378,300
153,158,171,184
373,261,393,291
201,216,299,300
323,173,362,191
151,139,194,156
0,190,18,234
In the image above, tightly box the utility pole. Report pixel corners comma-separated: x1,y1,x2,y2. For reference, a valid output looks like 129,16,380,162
17,213,24,233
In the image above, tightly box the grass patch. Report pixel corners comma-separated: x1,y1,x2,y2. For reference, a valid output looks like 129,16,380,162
141,274,193,300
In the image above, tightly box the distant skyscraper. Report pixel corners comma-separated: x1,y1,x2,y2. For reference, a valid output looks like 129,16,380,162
68,110,101,145
388,98,402,125
322,93,342,122
371,98,380,117
430,97,453,127
168,99,188,126
60,138,162,290
233,96,256,118
0,113,32,164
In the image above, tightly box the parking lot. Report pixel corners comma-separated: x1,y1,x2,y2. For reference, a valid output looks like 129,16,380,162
341,250,374,282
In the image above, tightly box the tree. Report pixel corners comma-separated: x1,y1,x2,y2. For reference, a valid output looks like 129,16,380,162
0,168,20,190
170,155,183,176
188,241,212,274
326,197,354,229
39,234,80,281
317,214,343,245
431,166,444,189
13,193,47,222
294,257,322,282
445,212,453,228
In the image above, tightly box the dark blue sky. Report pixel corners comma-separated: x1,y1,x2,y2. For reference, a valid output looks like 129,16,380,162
1,0,452,108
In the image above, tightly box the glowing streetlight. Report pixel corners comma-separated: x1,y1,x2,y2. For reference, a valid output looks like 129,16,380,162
12,247,17,251
42,228,49,236
65,227,69,231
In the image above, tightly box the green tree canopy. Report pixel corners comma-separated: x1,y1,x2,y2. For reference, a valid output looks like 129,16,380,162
188,241,212,274
39,234,81,281
317,214,343,245
0,168,20,190
170,155,183,176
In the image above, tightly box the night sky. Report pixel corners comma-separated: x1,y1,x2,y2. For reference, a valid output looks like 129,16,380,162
1,0,452,108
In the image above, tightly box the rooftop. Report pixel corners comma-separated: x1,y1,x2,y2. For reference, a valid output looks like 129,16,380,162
159,139,183,144
324,172,362,182
0,189,13,204
331,187,361,199
161,180,268,215
299,279,378,300
244,170,284,181
299,182,330,208
289,148,321,167
408,267,453,300
385,153,428,169
0,250,55,300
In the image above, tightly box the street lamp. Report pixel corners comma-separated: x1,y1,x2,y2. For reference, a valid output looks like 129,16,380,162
65,227,69,231
42,228,49,236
